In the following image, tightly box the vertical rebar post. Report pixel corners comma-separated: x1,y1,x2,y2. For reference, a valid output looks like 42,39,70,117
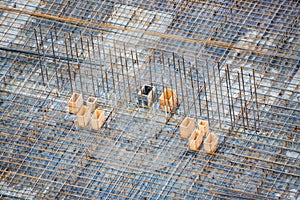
34,28,45,86
64,37,73,93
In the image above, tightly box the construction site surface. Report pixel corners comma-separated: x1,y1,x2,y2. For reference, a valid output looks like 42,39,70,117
0,0,299,199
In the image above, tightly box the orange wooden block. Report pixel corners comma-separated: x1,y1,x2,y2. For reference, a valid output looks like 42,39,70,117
77,106,91,128
198,120,209,137
87,97,97,112
90,109,106,131
159,89,177,112
68,93,83,114
204,132,218,154
188,129,204,151
180,117,195,139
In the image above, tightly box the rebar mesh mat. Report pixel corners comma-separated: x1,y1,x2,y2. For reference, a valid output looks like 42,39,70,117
0,0,299,199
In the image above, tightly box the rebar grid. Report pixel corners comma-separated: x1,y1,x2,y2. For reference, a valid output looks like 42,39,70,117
0,0,299,199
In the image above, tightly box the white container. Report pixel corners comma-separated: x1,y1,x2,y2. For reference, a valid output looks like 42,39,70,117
138,85,156,107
